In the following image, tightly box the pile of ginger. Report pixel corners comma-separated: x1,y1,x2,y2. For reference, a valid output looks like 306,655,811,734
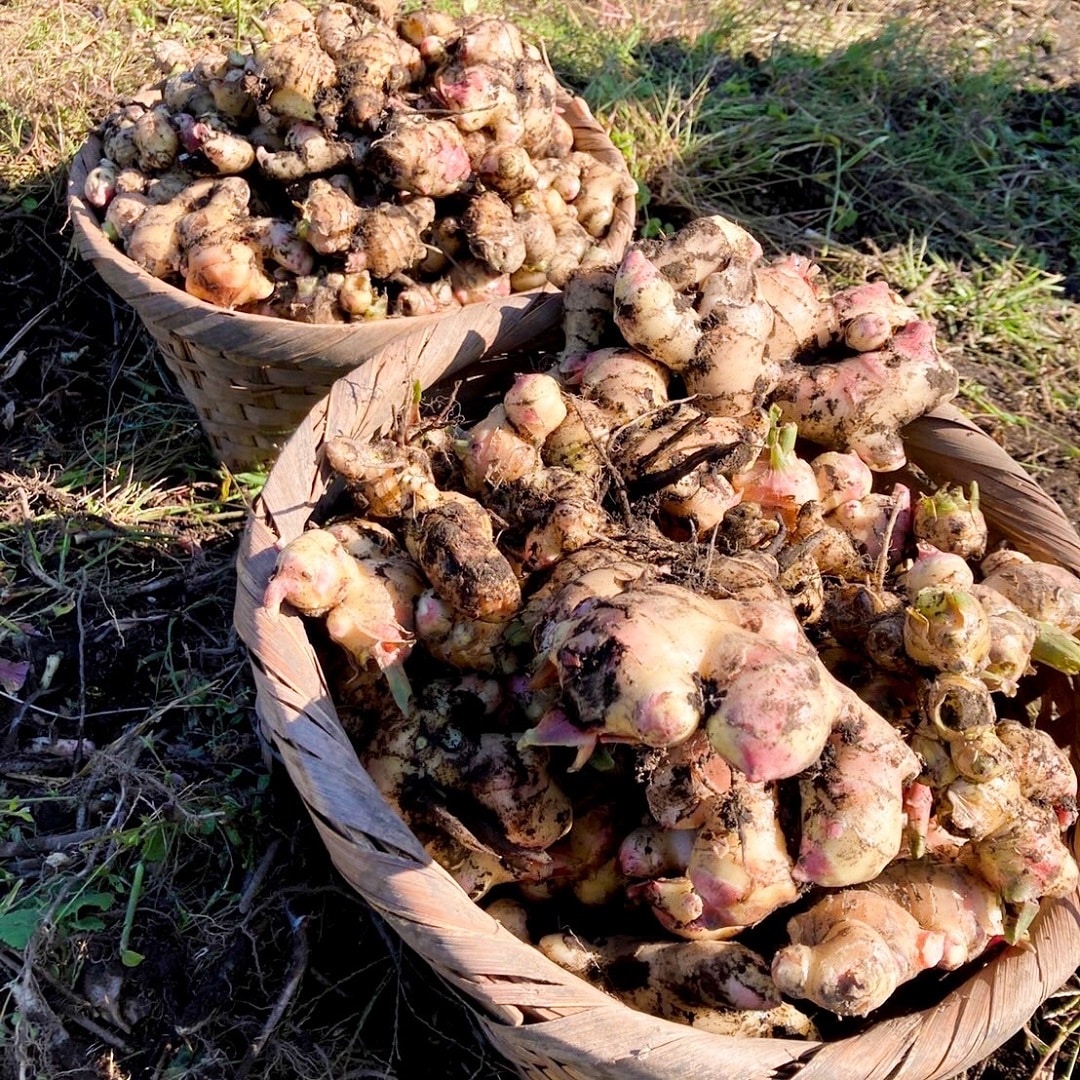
263,212,1080,1035
82,0,635,319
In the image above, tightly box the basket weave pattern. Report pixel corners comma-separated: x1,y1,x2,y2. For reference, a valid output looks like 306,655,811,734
234,317,1080,1080
67,93,635,472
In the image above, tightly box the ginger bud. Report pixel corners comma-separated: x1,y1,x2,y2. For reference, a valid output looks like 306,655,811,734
914,483,988,559
811,450,874,514
901,542,976,599
903,587,991,673
84,159,119,209
970,584,1038,696
1030,620,1080,675
730,409,819,530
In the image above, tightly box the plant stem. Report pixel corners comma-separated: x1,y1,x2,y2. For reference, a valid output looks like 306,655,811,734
118,860,145,962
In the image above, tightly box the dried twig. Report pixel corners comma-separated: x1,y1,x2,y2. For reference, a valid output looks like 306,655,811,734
628,440,745,498
239,838,283,916
873,484,907,593
0,826,104,859
0,302,56,366
235,909,310,1078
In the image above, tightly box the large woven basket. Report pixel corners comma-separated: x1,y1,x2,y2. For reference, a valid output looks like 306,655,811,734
66,92,635,472
234,316,1080,1080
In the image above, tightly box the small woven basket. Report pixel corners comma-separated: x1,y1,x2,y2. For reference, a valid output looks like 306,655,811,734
66,92,635,472
234,317,1080,1080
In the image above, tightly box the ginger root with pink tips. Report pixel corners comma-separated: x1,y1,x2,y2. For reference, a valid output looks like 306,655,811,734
702,635,840,783
613,247,704,370
687,774,799,930
772,889,946,1017
829,280,917,353
608,222,935,431
774,858,1007,1017
529,584,732,751
458,372,567,491
868,859,1005,970
772,319,960,471
523,580,842,773
263,526,421,710
613,246,781,417
793,690,921,887
621,773,797,940
752,254,830,357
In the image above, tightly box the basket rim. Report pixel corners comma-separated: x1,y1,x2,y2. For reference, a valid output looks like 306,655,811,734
233,325,1080,1080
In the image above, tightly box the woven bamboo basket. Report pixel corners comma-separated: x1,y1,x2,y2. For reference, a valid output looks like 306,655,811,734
66,92,635,472
234,315,1080,1080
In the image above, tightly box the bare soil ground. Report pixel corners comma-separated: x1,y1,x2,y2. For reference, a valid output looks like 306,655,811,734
1,1,1078,1078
